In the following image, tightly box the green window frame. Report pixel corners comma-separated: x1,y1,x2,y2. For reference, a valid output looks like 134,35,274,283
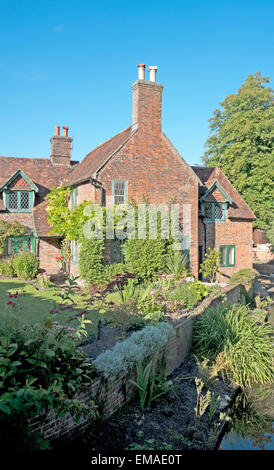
219,245,236,267
5,190,34,213
71,240,79,265
6,236,35,256
70,187,78,210
112,180,128,205
202,202,227,222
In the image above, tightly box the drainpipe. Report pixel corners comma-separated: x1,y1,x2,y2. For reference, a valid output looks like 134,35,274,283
90,177,105,206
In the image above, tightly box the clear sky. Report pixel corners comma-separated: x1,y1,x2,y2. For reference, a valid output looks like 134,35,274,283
0,0,273,166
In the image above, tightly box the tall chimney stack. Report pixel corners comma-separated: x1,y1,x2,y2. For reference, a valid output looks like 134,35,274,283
50,125,72,166
132,64,163,135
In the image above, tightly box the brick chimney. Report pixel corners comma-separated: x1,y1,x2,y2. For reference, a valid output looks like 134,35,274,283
132,64,163,135
50,126,72,166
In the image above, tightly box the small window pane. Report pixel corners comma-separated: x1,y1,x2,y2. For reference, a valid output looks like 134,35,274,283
228,246,235,265
214,204,223,220
220,247,226,265
204,203,212,219
113,181,126,205
8,192,18,209
26,238,32,251
17,238,23,252
20,192,30,209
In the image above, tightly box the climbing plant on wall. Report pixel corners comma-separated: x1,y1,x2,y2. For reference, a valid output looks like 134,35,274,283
0,220,26,257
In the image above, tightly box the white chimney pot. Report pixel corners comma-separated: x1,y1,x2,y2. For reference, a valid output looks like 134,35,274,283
137,64,146,80
148,66,157,82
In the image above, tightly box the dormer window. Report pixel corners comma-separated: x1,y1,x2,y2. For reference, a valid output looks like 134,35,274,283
200,180,232,223
7,191,32,212
0,170,38,213
202,202,226,222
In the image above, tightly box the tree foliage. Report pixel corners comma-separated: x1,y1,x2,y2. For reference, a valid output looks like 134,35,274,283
0,220,25,256
202,72,274,230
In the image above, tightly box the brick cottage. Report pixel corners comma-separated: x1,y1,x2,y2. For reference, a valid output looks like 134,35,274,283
0,65,255,279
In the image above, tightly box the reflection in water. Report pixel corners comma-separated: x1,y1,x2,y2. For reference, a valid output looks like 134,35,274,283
221,385,274,450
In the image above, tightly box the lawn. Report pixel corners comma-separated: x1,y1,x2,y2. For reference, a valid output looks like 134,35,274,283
0,278,139,340
0,278,102,338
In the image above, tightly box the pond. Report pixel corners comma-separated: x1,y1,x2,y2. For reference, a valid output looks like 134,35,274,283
220,386,274,450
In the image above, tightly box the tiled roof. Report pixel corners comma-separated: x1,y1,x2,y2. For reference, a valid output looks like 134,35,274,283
65,126,134,185
191,166,256,220
0,156,76,236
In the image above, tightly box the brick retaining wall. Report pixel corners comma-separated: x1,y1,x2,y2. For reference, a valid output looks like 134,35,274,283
28,283,244,443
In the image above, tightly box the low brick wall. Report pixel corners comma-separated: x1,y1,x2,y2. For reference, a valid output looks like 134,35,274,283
28,283,244,443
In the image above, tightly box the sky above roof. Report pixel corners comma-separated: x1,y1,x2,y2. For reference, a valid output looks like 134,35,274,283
0,0,273,166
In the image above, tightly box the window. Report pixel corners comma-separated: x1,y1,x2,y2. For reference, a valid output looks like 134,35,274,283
71,187,78,210
219,245,235,267
202,202,226,222
6,191,33,212
7,236,35,255
112,180,127,205
71,240,79,264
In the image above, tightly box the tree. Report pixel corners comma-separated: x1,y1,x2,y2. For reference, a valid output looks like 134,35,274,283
202,72,274,230
266,218,274,248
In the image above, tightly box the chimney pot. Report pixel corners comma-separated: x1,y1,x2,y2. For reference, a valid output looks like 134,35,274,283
55,126,60,136
62,126,69,137
148,66,157,82
137,64,146,80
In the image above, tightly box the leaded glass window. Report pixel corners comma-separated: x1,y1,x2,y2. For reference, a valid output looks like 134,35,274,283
6,191,32,212
8,192,18,210
20,192,30,209
202,202,226,222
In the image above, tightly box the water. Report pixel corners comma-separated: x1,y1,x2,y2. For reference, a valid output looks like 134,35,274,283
221,423,274,450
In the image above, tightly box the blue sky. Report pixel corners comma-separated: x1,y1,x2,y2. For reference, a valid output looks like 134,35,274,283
0,0,273,166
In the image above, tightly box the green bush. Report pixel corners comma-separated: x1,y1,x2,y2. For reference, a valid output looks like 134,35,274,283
167,282,206,309
124,239,171,280
229,268,258,290
103,263,127,283
0,299,96,450
0,258,15,277
79,239,105,285
11,252,39,280
192,303,274,388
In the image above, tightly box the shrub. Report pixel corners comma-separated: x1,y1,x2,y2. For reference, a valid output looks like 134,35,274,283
199,248,219,282
124,239,171,280
192,303,274,388
94,322,173,379
229,268,258,290
0,258,15,277
167,282,207,309
103,263,127,284
79,239,105,285
0,297,96,450
166,251,189,279
11,252,39,280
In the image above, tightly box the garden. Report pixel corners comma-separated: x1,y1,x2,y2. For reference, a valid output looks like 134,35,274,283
0,209,273,451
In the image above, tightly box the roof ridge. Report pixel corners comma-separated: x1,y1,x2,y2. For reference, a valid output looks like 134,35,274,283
84,125,133,159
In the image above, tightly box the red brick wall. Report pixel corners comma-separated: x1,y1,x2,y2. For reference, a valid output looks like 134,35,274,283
204,219,253,280
96,131,199,277
38,237,62,274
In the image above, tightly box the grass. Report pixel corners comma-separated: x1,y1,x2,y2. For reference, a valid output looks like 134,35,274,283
192,303,274,388
0,279,152,340
0,279,99,338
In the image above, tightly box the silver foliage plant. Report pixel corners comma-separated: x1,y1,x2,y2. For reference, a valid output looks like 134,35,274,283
94,322,173,380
